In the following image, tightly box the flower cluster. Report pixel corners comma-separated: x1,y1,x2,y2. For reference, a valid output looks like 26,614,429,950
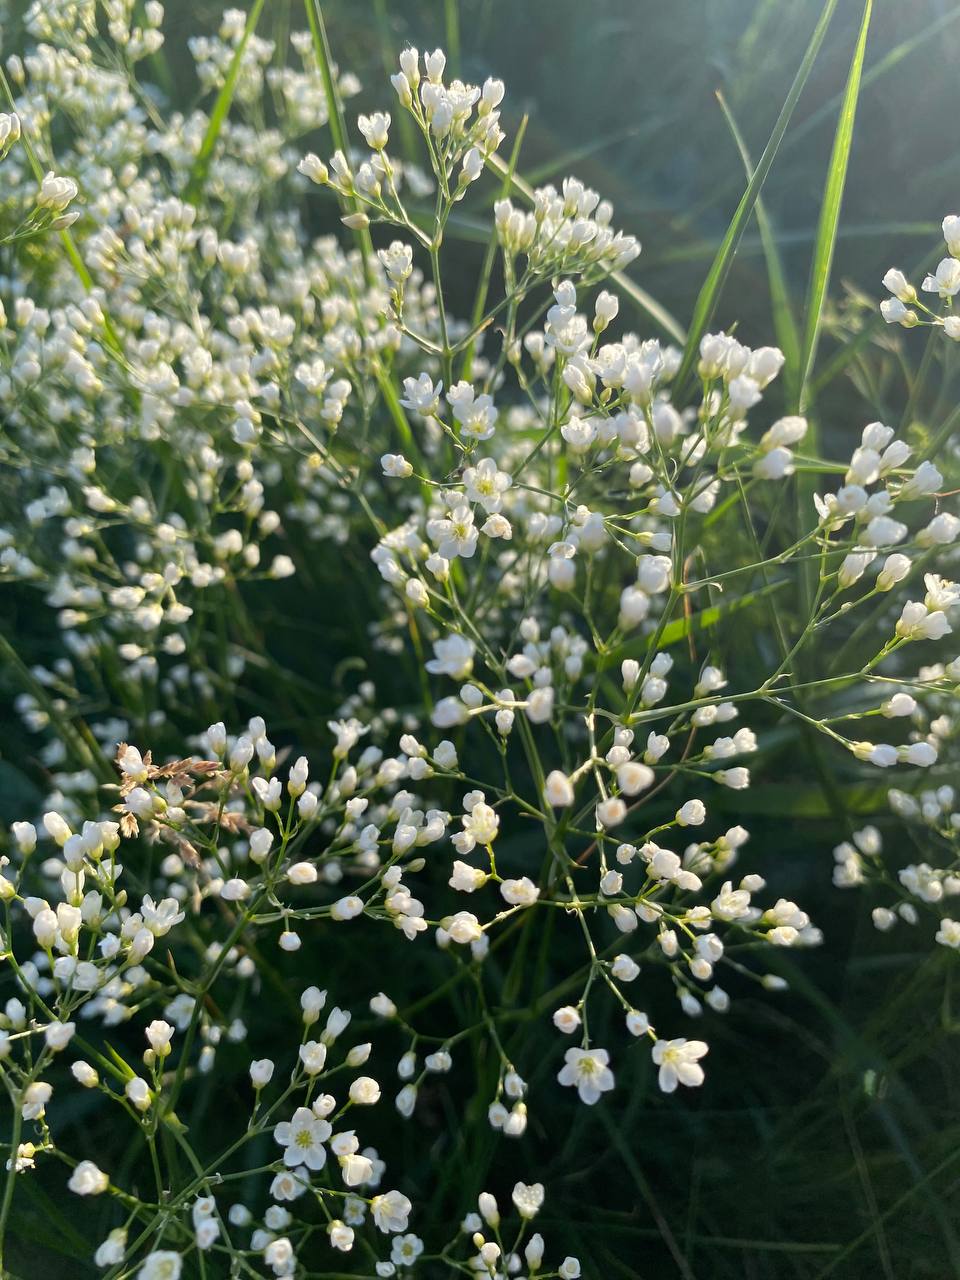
0,6,957,1276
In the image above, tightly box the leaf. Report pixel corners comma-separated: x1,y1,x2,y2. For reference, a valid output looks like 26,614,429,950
184,0,267,205
672,0,840,395
795,0,874,412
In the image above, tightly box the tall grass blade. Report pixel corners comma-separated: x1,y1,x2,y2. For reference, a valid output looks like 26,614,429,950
184,0,267,205
672,0,840,395
793,0,872,617
795,0,874,412
786,5,960,154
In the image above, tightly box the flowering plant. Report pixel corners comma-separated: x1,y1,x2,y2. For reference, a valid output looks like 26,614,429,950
0,3,957,1277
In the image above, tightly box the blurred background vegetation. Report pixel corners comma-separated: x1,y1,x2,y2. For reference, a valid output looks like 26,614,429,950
5,1,960,1277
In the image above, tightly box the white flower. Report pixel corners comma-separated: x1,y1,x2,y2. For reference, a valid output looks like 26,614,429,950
250,1058,275,1087
358,111,391,149
68,1160,109,1196
349,1076,381,1105
611,954,640,982
391,1233,424,1266
425,634,475,679
456,799,499,850
95,1229,127,1268
44,1021,76,1051
137,1253,182,1280
0,112,20,156
597,797,626,828
512,1181,545,1219
676,799,706,826
500,877,539,906
880,297,915,326
895,601,951,642
220,877,250,901
141,896,185,936
145,1020,174,1056
544,770,575,807
936,918,960,949
381,453,413,478
557,1047,615,1104
21,1082,51,1120
434,504,479,559
617,762,654,795
447,382,498,440
444,911,483,944
275,1106,330,1170
125,1077,151,1111
463,458,511,512
37,171,79,211
922,257,960,298
400,373,442,416
271,1170,309,1202
371,1189,412,1233
552,1005,581,1034
651,1038,709,1093
298,1040,328,1074
379,241,413,283
449,860,487,892
882,268,916,303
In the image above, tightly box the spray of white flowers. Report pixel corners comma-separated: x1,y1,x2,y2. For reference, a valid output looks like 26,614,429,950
0,4,957,1277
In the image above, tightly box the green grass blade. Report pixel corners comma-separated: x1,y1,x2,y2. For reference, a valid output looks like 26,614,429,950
795,0,873,411
786,5,960,155
680,6,960,252
184,0,267,205
672,0,840,395
793,0,873,614
716,89,801,407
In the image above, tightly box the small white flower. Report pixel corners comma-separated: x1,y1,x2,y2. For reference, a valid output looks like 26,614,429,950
275,1106,330,1170
557,1046,615,1104
68,1160,109,1196
651,1038,708,1093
